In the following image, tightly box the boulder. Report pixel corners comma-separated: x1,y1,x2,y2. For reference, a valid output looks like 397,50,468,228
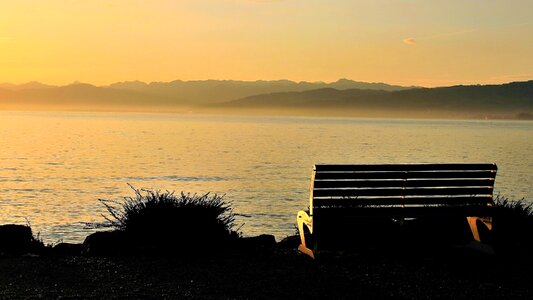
277,235,301,249
239,234,276,250
53,242,83,256
82,231,129,256
0,224,36,254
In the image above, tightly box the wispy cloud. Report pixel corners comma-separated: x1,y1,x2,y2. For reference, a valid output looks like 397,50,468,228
404,29,476,45
403,37,416,45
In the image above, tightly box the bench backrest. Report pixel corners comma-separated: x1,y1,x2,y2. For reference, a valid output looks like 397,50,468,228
310,163,498,217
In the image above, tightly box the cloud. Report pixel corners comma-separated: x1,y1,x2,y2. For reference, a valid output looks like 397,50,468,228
403,37,416,45
426,29,476,39
403,29,475,46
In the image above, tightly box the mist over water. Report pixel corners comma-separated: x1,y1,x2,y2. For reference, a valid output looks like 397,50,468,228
1,111,531,243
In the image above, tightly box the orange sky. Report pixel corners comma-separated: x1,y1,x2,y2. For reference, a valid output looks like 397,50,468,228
0,0,532,87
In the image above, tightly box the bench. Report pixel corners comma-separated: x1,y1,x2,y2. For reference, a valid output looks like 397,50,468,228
297,163,498,258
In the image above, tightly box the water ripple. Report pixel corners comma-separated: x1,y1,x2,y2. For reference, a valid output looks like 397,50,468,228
120,175,232,182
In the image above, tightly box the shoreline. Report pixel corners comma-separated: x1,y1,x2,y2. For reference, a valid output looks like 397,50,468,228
1,107,533,122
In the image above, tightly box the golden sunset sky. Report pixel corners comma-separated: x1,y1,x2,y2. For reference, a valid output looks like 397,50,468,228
1,0,532,87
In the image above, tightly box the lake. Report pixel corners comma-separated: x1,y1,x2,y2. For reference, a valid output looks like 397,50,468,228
1,111,532,243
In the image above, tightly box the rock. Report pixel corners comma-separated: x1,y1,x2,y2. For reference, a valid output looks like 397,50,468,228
0,224,36,254
277,235,301,249
239,234,276,250
53,243,83,256
82,231,129,256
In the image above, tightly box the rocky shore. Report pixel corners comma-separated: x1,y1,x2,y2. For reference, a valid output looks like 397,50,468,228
0,224,532,299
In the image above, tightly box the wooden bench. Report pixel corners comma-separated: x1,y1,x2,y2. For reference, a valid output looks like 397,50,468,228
297,163,498,258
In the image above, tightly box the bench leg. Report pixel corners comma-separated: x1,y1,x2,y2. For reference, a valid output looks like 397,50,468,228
466,216,495,254
297,211,314,259
467,216,492,242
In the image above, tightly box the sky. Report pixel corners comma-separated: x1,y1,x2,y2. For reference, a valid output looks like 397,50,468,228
0,0,532,87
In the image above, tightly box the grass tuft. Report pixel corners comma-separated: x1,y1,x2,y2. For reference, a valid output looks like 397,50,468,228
491,194,533,255
493,194,533,217
94,184,240,252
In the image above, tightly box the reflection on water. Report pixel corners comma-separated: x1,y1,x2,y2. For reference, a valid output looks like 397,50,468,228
0,111,532,243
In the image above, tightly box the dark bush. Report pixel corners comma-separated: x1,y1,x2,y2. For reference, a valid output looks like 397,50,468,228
95,185,240,253
492,194,533,255
493,195,533,218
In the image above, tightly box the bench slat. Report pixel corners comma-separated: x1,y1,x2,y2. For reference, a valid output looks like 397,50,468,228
313,187,493,197
313,205,493,218
314,170,496,180
313,179,495,189
313,196,493,207
315,163,497,172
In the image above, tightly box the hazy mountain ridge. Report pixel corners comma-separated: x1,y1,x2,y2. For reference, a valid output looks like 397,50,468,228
222,81,533,118
1,79,531,119
224,88,388,107
0,83,178,112
0,81,57,90
0,79,411,109
106,79,411,104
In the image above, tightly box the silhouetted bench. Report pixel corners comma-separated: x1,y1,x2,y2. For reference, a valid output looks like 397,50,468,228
297,163,498,258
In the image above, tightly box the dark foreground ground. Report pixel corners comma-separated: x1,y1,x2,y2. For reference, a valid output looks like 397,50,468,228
0,245,532,300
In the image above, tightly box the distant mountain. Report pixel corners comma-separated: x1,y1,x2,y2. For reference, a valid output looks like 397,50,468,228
0,83,159,111
327,79,414,91
1,79,531,119
0,79,412,111
107,79,411,104
0,81,56,90
220,81,533,118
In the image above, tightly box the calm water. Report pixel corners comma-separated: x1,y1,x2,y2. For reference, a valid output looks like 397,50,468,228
1,111,532,243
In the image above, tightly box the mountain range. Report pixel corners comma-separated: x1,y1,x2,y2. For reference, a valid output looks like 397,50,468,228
0,79,531,119
220,81,533,118
0,79,410,107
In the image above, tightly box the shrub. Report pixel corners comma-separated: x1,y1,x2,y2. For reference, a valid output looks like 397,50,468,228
493,194,533,217
492,194,533,255
96,185,240,253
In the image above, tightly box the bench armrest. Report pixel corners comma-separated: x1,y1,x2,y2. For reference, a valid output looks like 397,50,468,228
297,210,314,258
